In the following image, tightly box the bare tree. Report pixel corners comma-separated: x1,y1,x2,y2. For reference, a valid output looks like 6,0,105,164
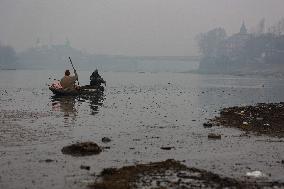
0,42,17,65
257,18,265,34
196,27,227,57
268,18,284,36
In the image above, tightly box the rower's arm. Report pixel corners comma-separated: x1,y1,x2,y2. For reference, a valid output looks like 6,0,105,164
70,71,78,82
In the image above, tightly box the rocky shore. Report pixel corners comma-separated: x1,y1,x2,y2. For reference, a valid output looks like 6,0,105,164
90,159,284,189
209,102,284,137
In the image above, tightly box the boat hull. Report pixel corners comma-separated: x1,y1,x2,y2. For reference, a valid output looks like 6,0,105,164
49,85,104,96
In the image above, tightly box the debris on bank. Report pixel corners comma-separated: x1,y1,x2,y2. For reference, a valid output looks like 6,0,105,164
209,103,284,137
61,142,102,156
246,171,267,178
89,159,283,189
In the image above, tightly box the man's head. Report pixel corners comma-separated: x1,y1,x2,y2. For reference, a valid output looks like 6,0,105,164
65,70,70,76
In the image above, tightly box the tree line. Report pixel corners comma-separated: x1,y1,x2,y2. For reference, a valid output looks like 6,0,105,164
0,42,17,66
196,18,284,73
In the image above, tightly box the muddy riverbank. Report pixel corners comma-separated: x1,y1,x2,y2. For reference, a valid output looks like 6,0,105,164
91,159,284,189
209,102,284,137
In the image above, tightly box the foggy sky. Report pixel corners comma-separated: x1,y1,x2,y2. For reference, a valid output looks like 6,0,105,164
1,0,284,56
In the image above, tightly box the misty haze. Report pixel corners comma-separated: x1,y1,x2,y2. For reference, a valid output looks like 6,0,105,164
1,1,284,189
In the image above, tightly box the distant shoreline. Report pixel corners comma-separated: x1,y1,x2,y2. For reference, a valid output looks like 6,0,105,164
183,69,284,78
0,68,17,70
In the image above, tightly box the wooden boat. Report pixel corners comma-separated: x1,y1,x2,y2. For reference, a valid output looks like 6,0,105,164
49,85,104,96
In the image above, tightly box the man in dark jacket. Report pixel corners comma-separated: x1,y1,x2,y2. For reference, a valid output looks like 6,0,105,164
90,69,106,86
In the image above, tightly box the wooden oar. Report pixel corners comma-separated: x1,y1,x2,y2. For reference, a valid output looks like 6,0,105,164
68,57,80,85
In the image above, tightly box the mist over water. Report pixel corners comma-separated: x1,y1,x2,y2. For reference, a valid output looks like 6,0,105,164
1,0,284,56
1,1,284,188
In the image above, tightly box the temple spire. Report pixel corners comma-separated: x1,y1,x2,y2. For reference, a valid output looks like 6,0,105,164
240,21,248,34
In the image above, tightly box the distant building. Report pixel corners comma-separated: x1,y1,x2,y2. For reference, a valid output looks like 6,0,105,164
223,22,251,55
239,21,248,35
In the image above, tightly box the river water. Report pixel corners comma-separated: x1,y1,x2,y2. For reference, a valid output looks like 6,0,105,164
0,70,284,189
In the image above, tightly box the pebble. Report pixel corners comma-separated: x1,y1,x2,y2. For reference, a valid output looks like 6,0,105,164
161,147,174,150
208,133,221,139
80,165,91,170
203,123,213,128
102,137,111,143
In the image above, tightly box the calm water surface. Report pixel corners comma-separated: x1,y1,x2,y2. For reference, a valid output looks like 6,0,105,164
0,70,284,189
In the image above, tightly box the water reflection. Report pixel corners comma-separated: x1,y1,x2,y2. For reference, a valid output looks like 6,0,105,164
51,96,76,114
51,96,77,124
87,95,104,115
50,94,104,120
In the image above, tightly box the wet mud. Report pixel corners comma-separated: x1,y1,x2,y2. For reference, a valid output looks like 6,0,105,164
90,159,284,189
209,102,284,137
